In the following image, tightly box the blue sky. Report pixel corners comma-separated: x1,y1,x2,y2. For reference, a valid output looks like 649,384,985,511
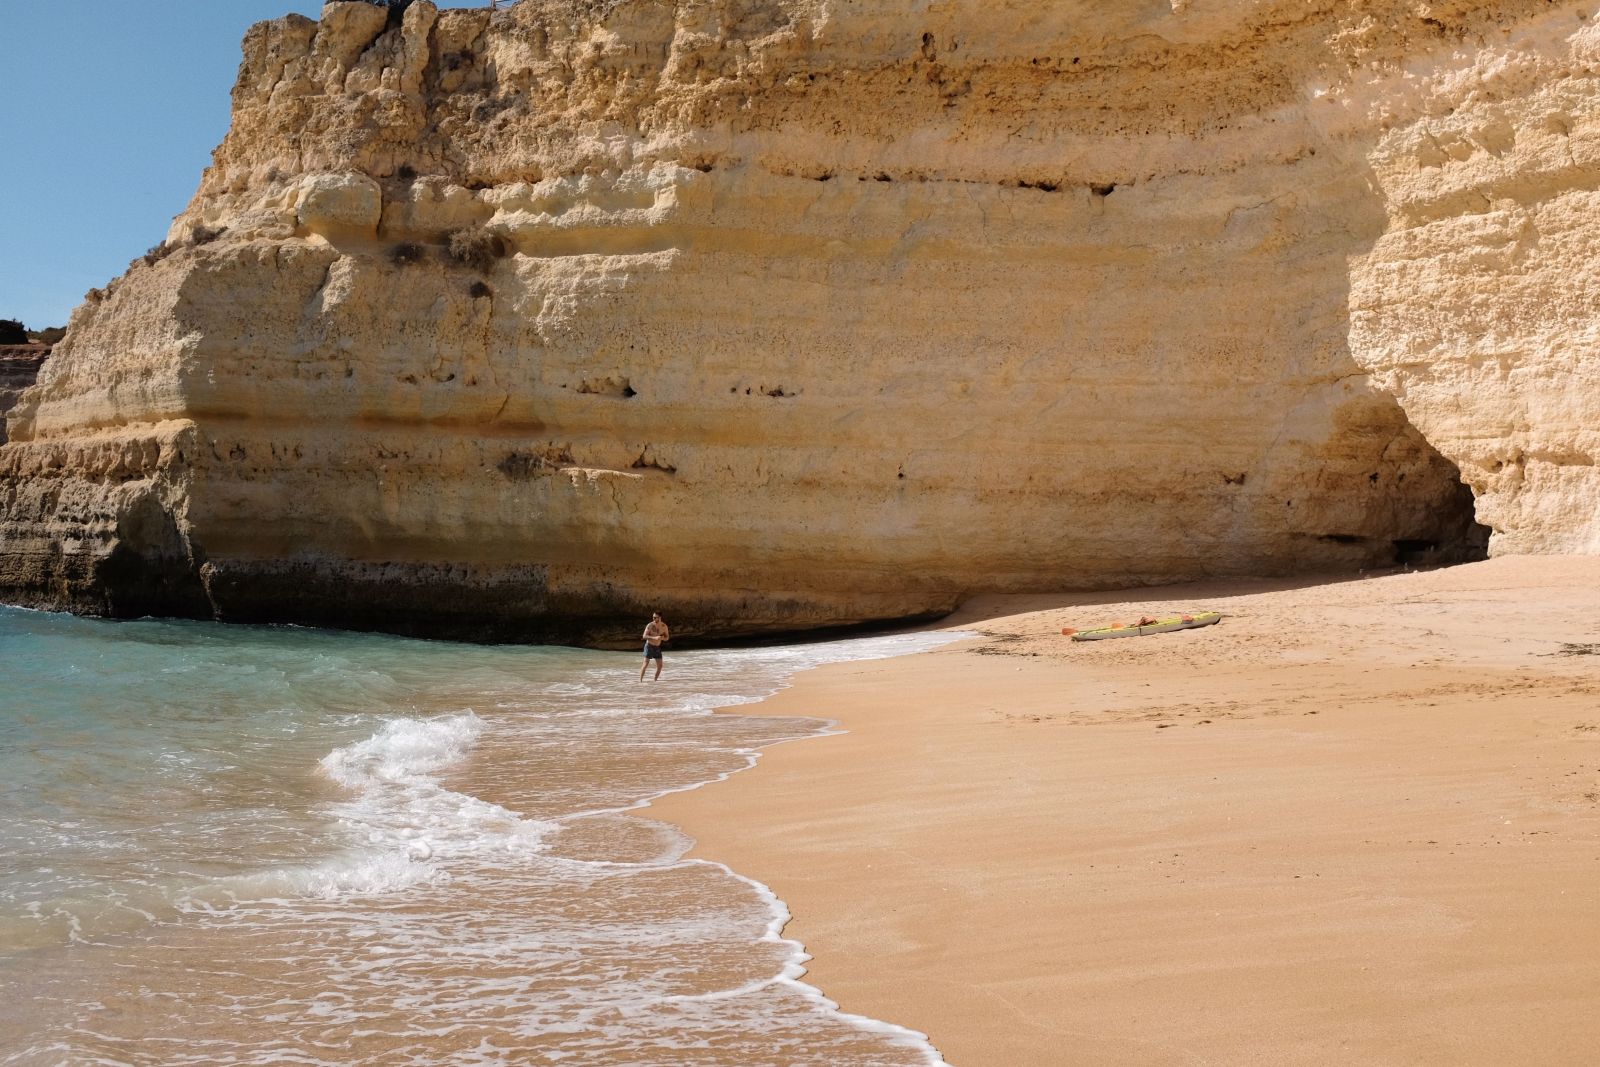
1,3,329,330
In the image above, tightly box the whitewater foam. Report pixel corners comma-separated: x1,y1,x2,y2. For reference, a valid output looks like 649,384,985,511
319,711,486,788
220,710,561,903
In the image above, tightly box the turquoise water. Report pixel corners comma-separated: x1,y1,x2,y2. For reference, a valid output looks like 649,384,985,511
0,605,959,1065
3,609,462,945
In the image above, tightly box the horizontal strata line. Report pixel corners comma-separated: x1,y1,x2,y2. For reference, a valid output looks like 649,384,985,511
1388,161,1600,228
366,225,1189,264
15,401,1337,450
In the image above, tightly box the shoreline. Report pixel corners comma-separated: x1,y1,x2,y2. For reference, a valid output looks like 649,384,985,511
647,557,1600,1065
0,617,966,1064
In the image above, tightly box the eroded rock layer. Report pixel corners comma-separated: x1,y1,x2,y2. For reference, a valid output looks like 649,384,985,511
10,0,1594,643
0,346,49,446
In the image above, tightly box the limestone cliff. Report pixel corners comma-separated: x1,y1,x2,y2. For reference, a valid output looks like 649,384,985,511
8,0,1593,644
0,346,49,446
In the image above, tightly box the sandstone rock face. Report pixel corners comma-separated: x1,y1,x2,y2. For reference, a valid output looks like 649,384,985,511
11,0,1593,643
0,346,49,446
1337,12,1600,554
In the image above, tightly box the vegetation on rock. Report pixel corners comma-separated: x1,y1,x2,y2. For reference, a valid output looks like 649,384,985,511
446,228,508,271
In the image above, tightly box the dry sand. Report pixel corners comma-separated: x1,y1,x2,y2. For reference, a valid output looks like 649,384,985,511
648,557,1600,1066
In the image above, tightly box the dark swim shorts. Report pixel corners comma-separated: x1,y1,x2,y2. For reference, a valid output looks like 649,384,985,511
644,643,663,660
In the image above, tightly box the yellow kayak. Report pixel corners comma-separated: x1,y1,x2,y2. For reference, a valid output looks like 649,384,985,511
1067,611,1222,642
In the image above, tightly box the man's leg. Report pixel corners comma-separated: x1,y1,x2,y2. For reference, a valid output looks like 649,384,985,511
640,654,648,681
654,655,664,680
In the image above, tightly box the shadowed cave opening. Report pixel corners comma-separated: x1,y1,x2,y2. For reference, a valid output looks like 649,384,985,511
1395,461,1493,569
1391,467,1491,567
1292,394,1491,571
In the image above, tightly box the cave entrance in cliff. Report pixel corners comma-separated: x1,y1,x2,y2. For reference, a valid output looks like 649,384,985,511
1388,474,1491,567
1390,418,1492,569
1299,392,1490,571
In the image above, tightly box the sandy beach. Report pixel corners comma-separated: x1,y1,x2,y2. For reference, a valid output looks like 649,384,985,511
649,557,1600,1066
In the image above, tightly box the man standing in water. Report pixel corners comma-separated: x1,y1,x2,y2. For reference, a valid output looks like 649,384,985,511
640,612,670,681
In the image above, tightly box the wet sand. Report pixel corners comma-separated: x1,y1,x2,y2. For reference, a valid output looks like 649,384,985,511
649,556,1600,1065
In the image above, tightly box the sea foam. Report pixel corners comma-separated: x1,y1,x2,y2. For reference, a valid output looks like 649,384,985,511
254,711,556,900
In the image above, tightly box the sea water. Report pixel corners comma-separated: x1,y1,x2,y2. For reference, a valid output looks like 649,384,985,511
0,605,961,1066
